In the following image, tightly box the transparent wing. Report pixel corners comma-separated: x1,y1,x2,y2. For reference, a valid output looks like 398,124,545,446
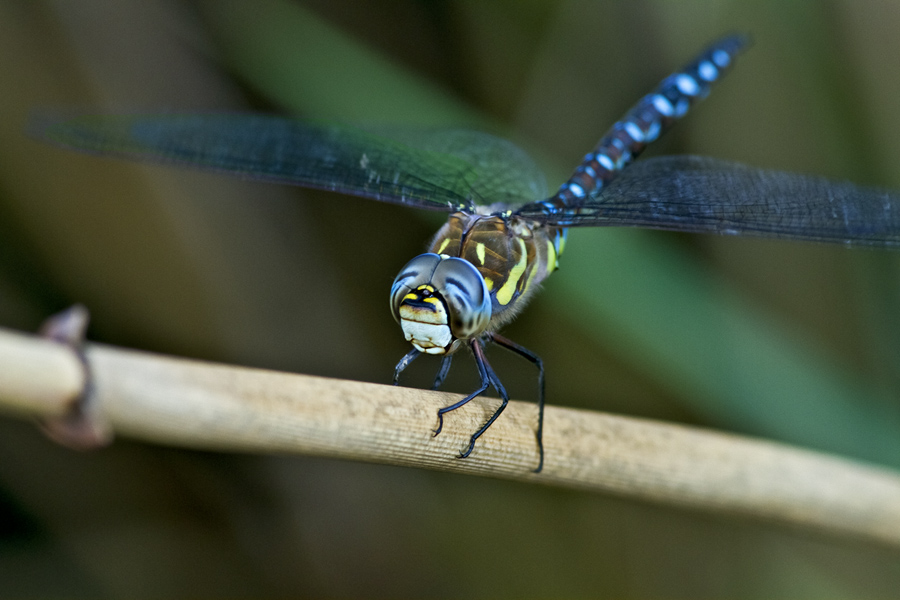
373,126,547,205
516,155,900,247
31,112,547,212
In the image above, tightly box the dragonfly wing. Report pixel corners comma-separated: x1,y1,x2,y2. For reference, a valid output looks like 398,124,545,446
32,113,545,213
369,127,548,207
518,155,900,247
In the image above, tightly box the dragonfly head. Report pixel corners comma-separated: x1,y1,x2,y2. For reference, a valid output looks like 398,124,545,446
390,253,491,355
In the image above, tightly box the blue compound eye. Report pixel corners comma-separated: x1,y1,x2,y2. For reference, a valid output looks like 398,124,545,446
430,257,491,340
390,254,491,355
389,253,441,324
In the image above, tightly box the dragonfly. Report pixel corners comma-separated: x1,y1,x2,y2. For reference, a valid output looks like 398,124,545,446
32,35,900,473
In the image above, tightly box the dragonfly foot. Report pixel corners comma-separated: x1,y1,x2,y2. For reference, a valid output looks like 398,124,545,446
532,451,544,474
459,438,477,459
433,413,444,437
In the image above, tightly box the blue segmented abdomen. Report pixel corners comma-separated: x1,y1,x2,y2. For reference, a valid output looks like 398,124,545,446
540,34,749,214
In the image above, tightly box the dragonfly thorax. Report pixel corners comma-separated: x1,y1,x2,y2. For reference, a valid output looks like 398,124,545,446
428,212,565,330
390,253,491,355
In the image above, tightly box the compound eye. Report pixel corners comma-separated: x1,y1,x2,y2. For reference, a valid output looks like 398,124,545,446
389,253,441,323
432,257,491,339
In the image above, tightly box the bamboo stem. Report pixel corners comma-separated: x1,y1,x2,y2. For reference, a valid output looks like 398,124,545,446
2,325,900,545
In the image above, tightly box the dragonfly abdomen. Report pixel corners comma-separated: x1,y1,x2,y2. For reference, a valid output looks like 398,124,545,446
539,34,749,218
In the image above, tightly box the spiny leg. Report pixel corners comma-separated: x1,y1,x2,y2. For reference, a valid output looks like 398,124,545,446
431,355,453,390
392,348,421,385
458,339,509,459
433,342,491,437
488,332,545,473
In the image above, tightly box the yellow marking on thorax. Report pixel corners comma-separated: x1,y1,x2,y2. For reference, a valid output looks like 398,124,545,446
436,238,450,254
495,238,528,306
484,277,494,292
546,239,558,273
475,242,486,265
524,254,540,293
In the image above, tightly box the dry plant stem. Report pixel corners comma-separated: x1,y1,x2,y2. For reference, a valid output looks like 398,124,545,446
0,328,84,418
2,327,900,546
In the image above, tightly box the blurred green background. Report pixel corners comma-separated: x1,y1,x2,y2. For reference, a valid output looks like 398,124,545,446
2,0,900,597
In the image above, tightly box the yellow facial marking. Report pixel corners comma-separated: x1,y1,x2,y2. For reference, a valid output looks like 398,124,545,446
403,293,417,301
417,284,435,292
475,242,486,265
423,297,440,305
495,239,528,306
436,238,450,254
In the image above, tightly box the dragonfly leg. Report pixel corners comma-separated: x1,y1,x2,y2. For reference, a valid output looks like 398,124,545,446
392,348,421,385
431,355,453,390
433,341,492,437
458,339,509,459
488,332,545,473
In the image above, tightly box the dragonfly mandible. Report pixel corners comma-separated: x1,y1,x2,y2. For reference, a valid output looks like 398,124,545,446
32,34,900,472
